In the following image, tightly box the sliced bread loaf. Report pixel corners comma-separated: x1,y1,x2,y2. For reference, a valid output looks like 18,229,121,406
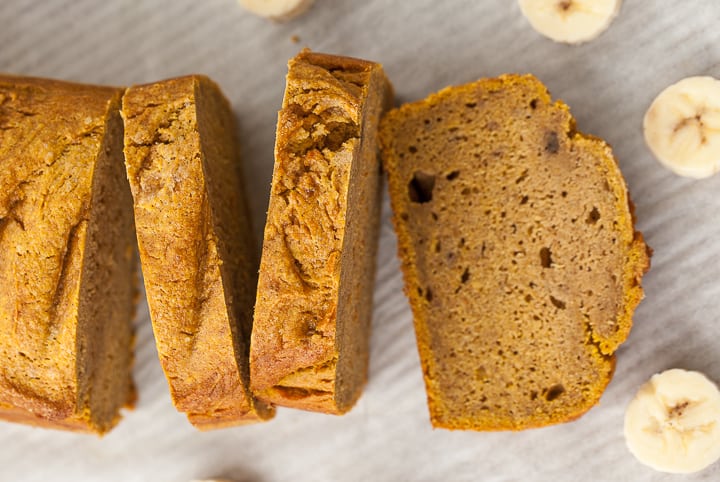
0,76,136,433
250,50,393,413
379,74,650,430
122,75,273,429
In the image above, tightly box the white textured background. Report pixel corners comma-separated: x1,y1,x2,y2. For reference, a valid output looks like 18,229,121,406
1,1,720,481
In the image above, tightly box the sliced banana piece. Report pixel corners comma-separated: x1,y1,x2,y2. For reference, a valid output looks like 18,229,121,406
624,369,720,474
518,0,622,44
238,0,314,22
643,76,720,179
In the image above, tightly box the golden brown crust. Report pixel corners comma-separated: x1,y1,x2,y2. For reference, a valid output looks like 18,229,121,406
380,74,650,430
122,75,273,429
0,76,136,434
250,50,393,413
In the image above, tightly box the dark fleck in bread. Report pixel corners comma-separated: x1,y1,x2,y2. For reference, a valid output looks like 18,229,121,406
379,74,650,430
122,75,273,429
0,76,136,434
250,50,393,414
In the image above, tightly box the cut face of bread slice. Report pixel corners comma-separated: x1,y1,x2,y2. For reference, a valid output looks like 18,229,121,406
122,75,273,429
379,74,650,430
0,76,136,434
250,50,393,414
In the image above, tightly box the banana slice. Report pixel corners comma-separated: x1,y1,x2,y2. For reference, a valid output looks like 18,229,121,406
643,76,720,179
624,369,720,474
238,0,314,22
518,0,622,44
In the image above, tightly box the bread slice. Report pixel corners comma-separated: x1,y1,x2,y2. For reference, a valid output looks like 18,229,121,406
379,74,650,430
250,50,393,414
0,76,136,433
122,75,273,429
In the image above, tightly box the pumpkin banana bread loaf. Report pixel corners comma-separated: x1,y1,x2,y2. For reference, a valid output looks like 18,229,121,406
0,76,137,434
250,50,393,413
122,75,273,429
379,74,650,430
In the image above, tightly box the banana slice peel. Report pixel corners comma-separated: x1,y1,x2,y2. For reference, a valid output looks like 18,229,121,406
238,0,314,22
644,76,720,179
624,369,720,474
518,0,622,44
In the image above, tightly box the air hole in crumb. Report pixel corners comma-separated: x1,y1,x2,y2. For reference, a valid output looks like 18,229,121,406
425,288,433,302
515,169,529,183
520,195,529,205
545,131,559,154
586,207,601,224
465,102,477,108
461,268,470,284
561,191,568,198
549,296,566,310
459,237,465,248
530,390,538,400
530,99,539,109
408,172,435,203
431,212,439,221
540,247,553,268
434,240,441,253
545,384,565,401
408,145,418,154
446,170,460,180
525,294,532,303
400,213,409,221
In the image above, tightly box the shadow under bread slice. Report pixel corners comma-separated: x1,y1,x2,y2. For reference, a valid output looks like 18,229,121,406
0,76,136,434
379,74,650,430
122,75,273,429
250,50,394,414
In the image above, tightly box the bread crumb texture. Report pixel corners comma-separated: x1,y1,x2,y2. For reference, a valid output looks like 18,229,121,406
123,75,273,429
250,50,393,413
380,74,650,430
0,76,136,434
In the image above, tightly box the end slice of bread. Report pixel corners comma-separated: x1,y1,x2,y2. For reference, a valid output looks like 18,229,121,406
250,50,393,414
0,76,136,434
122,75,273,429
380,74,650,430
